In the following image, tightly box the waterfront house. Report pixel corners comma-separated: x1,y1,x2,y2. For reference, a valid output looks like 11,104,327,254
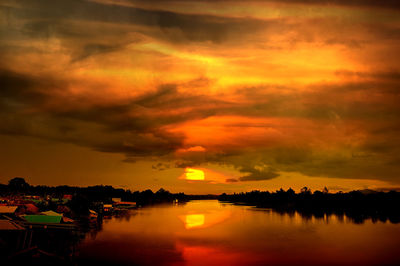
113,201,137,210
103,204,113,214
0,206,18,215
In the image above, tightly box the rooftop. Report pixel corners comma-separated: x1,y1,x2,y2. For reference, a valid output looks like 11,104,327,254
0,220,25,230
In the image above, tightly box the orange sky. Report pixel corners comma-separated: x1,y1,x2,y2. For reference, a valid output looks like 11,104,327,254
1,0,400,193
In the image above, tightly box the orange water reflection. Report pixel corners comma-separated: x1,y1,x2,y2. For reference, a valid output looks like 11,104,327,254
77,200,400,265
184,214,205,229
175,244,259,266
181,209,231,229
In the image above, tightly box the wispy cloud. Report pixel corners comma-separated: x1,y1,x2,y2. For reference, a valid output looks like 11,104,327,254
1,0,400,188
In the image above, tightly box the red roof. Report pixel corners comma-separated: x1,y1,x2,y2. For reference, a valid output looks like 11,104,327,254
24,203,39,214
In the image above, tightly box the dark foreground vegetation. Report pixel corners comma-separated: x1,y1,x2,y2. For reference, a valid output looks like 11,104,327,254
1,177,189,208
0,177,194,216
218,187,400,224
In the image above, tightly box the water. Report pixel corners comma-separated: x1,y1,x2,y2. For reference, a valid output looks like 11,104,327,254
77,200,400,265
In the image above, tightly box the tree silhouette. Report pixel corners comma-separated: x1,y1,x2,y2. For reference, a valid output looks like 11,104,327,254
217,188,400,224
301,186,311,194
8,177,29,191
287,188,295,195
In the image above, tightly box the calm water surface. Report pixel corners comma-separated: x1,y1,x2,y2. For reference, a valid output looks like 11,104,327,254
77,200,400,265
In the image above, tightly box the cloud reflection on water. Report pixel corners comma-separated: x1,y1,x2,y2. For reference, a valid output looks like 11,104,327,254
77,200,400,265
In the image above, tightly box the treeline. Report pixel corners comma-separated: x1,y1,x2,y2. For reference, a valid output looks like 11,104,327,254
1,177,189,206
218,187,400,223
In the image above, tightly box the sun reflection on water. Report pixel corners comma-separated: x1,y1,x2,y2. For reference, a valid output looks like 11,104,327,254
184,214,205,229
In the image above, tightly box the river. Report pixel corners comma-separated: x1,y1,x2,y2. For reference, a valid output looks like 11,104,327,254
76,200,400,265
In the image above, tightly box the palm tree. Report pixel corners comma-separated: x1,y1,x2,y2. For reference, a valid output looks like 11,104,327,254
301,186,311,195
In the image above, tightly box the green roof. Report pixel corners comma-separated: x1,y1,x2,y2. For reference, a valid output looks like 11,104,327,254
23,215,62,224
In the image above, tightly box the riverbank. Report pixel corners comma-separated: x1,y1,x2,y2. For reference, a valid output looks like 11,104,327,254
218,189,400,223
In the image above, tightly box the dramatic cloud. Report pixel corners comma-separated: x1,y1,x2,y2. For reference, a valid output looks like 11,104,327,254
1,0,400,191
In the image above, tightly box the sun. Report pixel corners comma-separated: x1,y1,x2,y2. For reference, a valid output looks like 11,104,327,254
185,168,205,181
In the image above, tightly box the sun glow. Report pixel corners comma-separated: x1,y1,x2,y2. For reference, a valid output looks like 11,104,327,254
185,168,205,181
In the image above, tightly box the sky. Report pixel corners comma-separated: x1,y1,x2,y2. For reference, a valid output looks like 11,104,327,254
1,0,400,194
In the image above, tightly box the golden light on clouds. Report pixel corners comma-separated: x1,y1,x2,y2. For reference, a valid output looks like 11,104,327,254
1,0,400,193
185,168,205,181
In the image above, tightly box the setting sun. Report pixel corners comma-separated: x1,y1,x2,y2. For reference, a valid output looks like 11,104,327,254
185,168,205,181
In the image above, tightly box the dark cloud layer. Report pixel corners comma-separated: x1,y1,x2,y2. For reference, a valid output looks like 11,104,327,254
3,0,399,65
273,0,400,9
0,69,184,157
239,169,279,182
1,0,400,186
92,0,400,10
2,65,400,182
2,0,270,44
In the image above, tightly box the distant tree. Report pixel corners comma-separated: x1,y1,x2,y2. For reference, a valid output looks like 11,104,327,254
277,188,285,193
142,189,154,196
313,190,323,196
140,189,154,204
301,186,311,195
287,188,295,196
323,187,329,194
8,177,30,191
156,188,168,194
